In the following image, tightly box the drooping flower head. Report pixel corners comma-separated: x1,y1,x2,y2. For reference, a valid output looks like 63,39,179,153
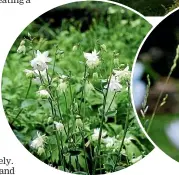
113,66,131,81
54,121,64,131
84,49,100,68
92,128,107,141
103,136,117,147
31,50,52,71
30,132,47,149
57,79,68,93
104,76,122,92
24,69,35,78
37,89,50,99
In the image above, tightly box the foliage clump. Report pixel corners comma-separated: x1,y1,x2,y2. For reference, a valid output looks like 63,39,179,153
2,2,153,174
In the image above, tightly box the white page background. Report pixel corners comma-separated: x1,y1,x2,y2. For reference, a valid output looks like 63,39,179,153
0,0,178,174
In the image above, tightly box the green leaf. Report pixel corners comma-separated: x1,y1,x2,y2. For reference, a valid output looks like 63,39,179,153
78,154,86,170
125,142,141,160
105,123,123,136
21,99,37,108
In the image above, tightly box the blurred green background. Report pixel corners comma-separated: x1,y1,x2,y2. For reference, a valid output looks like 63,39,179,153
149,115,179,161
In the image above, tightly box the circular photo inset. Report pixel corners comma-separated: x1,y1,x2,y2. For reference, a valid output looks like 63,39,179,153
2,1,153,174
132,8,179,162
109,0,179,16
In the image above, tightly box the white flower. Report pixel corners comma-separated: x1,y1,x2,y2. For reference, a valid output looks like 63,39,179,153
92,128,107,141
24,69,35,78
104,76,122,92
37,89,50,99
58,79,68,93
84,49,100,68
113,66,131,81
54,121,64,131
30,132,47,149
31,50,52,71
103,136,117,147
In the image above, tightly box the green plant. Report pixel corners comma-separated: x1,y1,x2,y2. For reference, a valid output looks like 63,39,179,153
2,3,152,174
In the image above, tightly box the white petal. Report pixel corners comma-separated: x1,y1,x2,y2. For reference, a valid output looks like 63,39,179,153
84,52,91,59
36,50,41,56
43,51,49,57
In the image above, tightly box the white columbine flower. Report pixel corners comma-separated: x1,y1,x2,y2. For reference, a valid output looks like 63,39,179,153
103,136,117,147
30,132,47,149
104,76,122,92
31,50,52,71
58,79,68,93
113,66,131,81
54,121,64,131
92,128,107,141
37,89,50,99
84,49,100,68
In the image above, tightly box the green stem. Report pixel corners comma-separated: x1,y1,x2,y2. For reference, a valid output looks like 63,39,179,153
79,65,87,114
59,131,66,171
55,131,65,170
147,46,179,133
11,78,32,125
92,74,112,175
113,83,130,171
51,47,58,82
79,128,90,174
105,92,117,114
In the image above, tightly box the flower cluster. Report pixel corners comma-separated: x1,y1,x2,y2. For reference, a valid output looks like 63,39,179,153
30,132,47,155
19,44,138,174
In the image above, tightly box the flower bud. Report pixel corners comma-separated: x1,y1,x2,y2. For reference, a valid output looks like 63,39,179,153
54,121,64,131
24,69,35,78
72,45,78,51
75,117,83,128
28,32,32,38
47,117,53,124
57,80,68,93
20,40,25,46
73,102,78,112
100,44,107,52
17,45,26,54
37,147,45,156
37,90,50,99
